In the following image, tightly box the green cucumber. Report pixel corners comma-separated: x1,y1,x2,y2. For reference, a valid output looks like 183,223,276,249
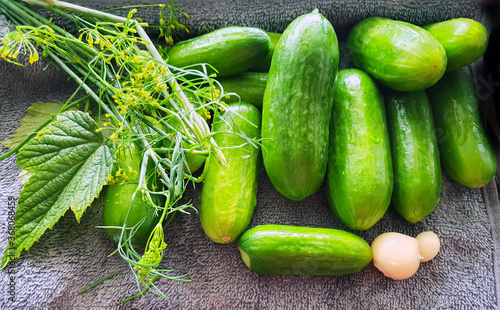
326,69,392,230
384,89,442,223
347,17,447,91
164,137,206,174
238,225,372,275
103,143,162,249
162,125,206,174
144,115,205,174
423,18,489,72
426,70,496,188
167,27,270,77
262,10,339,201
249,32,282,72
217,72,267,109
199,102,261,243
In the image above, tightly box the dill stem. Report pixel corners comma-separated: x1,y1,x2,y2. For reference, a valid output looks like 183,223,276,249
30,0,213,151
80,271,122,294
0,0,41,28
48,51,118,118
0,0,120,122
105,4,165,13
25,0,146,27
121,274,163,303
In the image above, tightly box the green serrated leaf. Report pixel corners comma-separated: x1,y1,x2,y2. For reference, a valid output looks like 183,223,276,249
2,102,76,150
1,110,115,268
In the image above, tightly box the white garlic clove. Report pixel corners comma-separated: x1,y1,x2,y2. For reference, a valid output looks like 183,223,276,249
371,232,421,280
416,231,440,262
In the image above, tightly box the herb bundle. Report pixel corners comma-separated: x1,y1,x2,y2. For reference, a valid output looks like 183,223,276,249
0,0,232,301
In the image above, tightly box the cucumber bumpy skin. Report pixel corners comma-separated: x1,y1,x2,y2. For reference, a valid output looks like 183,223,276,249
167,26,270,77
384,89,442,223
262,10,339,201
347,17,447,91
426,70,496,189
199,103,261,243
238,225,373,276
326,69,393,230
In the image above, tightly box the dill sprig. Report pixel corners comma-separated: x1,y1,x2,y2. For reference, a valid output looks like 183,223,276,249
0,0,229,300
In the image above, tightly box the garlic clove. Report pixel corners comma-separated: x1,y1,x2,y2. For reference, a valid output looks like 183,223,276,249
371,232,422,280
416,231,440,262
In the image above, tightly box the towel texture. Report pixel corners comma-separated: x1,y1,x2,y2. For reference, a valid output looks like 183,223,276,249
1,1,500,309
48,0,493,40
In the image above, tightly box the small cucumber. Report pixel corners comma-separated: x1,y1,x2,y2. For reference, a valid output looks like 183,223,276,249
249,32,282,72
103,143,162,249
347,17,447,91
326,69,393,230
423,18,489,72
163,137,206,174
167,27,270,77
217,72,267,109
426,70,496,188
144,115,205,174
384,89,442,223
238,225,372,276
199,103,261,243
262,10,339,201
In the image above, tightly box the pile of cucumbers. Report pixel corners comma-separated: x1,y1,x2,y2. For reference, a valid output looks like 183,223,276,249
166,10,496,276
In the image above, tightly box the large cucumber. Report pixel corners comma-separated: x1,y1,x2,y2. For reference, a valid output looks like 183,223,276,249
199,103,261,243
217,72,267,109
167,27,270,77
347,17,447,91
384,90,442,223
249,32,282,72
423,18,489,72
326,69,392,230
238,225,372,276
262,10,339,201
426,70,496,188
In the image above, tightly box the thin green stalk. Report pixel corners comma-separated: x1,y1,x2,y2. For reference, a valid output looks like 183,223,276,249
80,271,123,294
121,274,163,303
44,0,209,137
0,0,231,301
0,3,23,25
26,0,145,26
0,0,42,27
135,22,210,144
28,0,213,150
183,150,212,183
1,0,65,36
47,50,117,119
16,0,73,33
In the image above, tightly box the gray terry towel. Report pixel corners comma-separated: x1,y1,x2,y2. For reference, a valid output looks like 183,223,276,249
1,1,500,309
